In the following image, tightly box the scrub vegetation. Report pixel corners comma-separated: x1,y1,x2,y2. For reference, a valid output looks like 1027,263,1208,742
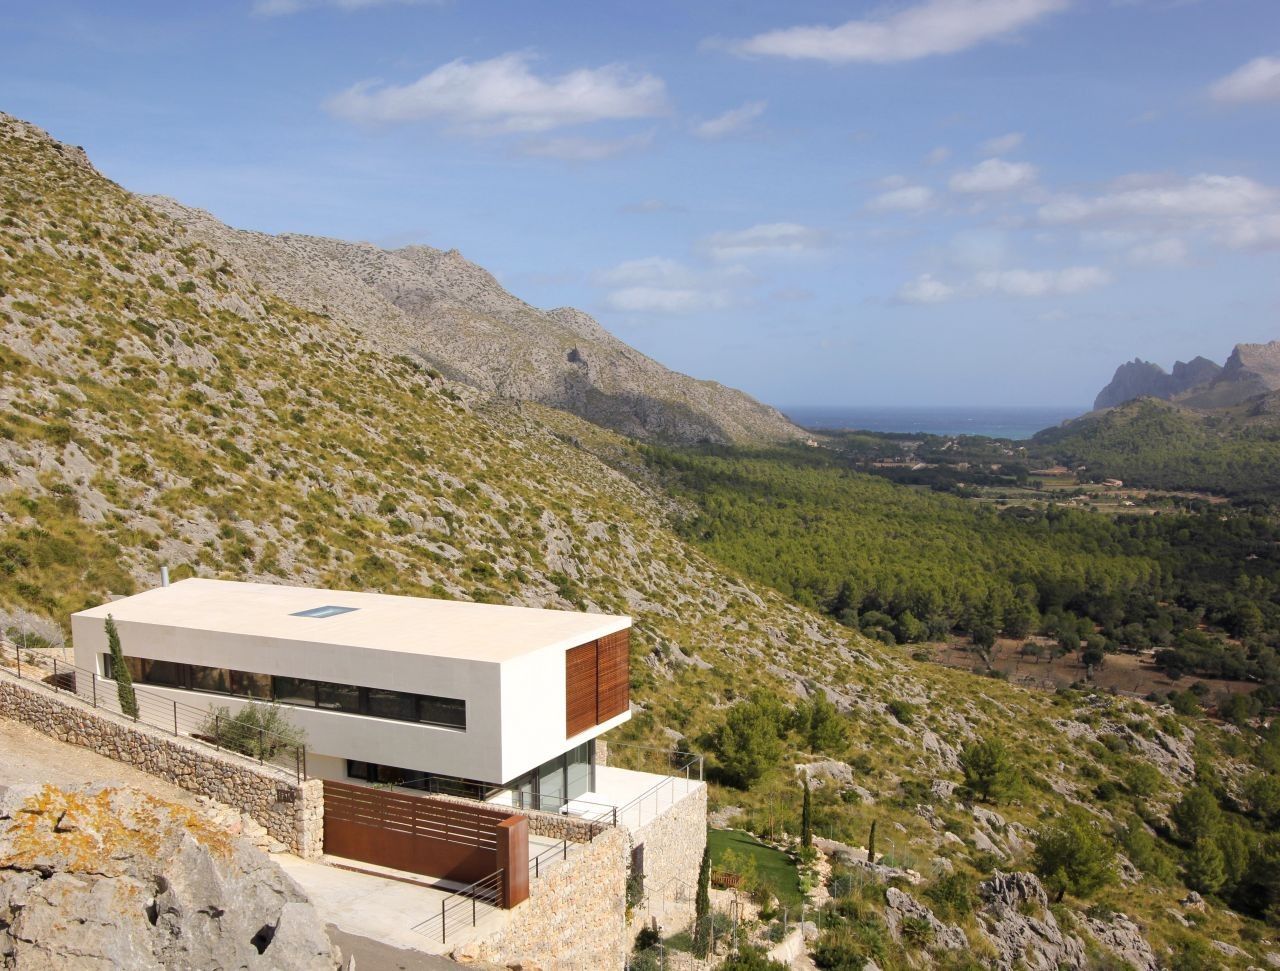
3,112,1278,966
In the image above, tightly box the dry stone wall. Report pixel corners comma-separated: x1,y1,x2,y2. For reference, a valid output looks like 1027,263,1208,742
626,783,708,940
477,824,629,971
0,673,323,857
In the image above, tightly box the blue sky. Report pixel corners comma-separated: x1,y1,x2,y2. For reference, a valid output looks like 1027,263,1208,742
4,0,1279,408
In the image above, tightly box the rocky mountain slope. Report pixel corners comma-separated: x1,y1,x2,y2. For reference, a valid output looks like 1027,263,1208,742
1094,355,1221,410
1092,342,1280,413
146,197,799,446
0,111,1270,967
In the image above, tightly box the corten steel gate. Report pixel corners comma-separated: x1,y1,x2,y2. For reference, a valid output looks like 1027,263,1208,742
322,780,529,907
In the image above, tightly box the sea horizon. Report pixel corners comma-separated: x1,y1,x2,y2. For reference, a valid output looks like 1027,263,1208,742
779,404,1089,441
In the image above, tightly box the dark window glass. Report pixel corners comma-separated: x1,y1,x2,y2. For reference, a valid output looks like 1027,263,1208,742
272,676,317,706
346,760,373,781
366,687,416,722
317,681,361,714
231,670,272,699
189,665,230,694
418,695,466,729
140,659,186,688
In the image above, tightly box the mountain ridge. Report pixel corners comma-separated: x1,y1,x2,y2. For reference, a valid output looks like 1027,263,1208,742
145,196,800,446
1092,341,1280,414
3,108,1273,968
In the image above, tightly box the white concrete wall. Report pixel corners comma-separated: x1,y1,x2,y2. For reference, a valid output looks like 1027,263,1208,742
496,643,630,783
72,614,630,785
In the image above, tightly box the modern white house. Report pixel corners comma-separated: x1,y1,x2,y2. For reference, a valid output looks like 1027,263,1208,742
71,578,633,809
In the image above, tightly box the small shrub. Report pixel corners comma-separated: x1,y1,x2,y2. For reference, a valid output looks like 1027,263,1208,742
201,703,305,761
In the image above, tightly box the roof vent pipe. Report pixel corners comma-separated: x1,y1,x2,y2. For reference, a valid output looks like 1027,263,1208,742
160,566,170,588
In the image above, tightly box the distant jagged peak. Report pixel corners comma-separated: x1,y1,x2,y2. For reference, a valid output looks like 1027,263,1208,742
1093,340,1280,413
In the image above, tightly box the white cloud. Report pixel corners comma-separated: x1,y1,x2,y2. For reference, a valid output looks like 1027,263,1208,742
949,157,1037,192
926,146,952,165
867,184,935,212
596,257,739,314
694,100,767,139
605,287,732,313
521,131,653,161
1039,174,1277,223
326,52,667,132
1209,56,1280,104
1128,237,1188,266
726,0,1069,64
897,273,956,303
1223,214,1280,250
981,131,1024,154
700,222,827,261
975,265,1109,296
898,264,1110,302
597,257,696,287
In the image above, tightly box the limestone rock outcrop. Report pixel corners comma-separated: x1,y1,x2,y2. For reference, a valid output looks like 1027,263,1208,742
883,887,968,951
976,871,1086,971
0,783,340,969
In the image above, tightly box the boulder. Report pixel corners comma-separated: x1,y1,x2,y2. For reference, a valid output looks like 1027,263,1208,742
0,784,341,969
1082,913,1160,971
976,871,1086,971
883,887,968,951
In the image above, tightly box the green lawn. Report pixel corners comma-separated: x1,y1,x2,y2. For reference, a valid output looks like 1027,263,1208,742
708,828,802,908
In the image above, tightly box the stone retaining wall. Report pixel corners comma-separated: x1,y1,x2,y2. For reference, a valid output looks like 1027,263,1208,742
627,783,707,940
477,824,629,971
0,673,323,857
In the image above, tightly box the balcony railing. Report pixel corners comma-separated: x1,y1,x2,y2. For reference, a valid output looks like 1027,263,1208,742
0,646,307,781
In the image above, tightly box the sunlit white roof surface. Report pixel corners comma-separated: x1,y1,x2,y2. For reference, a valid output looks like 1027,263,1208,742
74,578,629,663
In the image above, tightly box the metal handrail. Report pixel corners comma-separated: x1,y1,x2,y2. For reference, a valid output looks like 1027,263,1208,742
608,751,703,828
529,838,570,881
411,867,505,943
0,645,306,781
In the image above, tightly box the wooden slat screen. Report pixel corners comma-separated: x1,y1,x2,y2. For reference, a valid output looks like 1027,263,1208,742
595,629,630,722
565,641,598,738
322,780,516,886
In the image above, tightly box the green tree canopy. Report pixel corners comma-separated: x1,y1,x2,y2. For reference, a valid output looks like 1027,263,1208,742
1031,808,1117,902
716,694,787,788
960,738,1018,803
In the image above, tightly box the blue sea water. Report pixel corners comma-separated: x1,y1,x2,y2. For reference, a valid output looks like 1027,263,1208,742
780,405,1088,441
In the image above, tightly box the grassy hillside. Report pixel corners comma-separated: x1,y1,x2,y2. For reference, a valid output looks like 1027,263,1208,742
1032,398,1280,500
2,112,1277,967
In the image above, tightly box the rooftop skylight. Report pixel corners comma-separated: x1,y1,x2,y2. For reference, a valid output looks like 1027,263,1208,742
291,605,358,619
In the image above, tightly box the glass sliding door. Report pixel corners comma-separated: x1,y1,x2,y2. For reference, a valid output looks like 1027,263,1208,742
538,757,565,813
566,742,592,801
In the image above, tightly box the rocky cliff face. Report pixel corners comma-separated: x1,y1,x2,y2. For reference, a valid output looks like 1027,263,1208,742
144,197,800,446
1093,356,1221,410
0,784,340,969
1179,341,1280,410
1092,343,1280,413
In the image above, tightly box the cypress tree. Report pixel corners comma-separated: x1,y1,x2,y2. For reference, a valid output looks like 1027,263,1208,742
106,615,139,719
801,777,813,850
867,820,877,863
693,841,712,957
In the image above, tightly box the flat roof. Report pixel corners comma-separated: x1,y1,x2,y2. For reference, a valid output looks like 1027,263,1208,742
74,579,630,663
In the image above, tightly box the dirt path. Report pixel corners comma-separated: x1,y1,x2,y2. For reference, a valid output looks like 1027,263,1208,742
0,715,206,806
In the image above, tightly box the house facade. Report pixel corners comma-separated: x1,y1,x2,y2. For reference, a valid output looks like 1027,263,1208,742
71,578,632,810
